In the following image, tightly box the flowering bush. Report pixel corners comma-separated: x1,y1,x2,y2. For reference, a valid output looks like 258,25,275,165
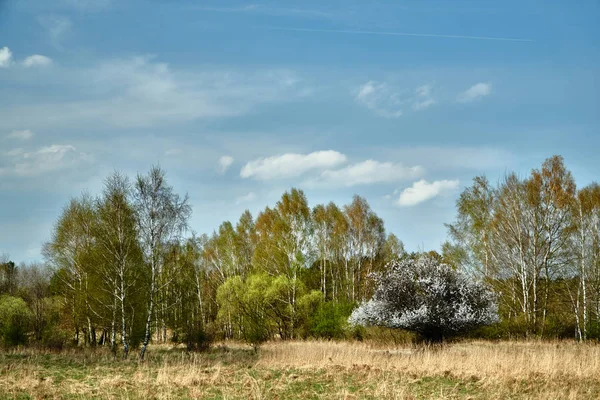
349,255,498,342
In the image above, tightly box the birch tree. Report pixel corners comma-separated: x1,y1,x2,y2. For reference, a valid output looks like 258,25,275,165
253,188,313,338
95,173,143,358
43,194,99,346
135,166,191,360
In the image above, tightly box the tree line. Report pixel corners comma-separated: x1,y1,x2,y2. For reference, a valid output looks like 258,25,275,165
445,155,600,339
1,155,599,355
0,166,403,355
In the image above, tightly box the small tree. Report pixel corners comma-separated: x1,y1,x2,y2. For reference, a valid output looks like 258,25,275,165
349,255,498,343
0,295,33,346
216,275,271,349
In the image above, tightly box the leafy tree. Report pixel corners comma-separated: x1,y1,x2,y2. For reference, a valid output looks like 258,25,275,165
446,156,581,336
349,256,498,342
43,194,101,346
18,263,53,342
163,239,212,351
95,172,146,358
344,195,386,302
216,274,272,347
382,233,405,265
0,258,17,296
253,188,313,339
0,295,32,346
309,301,354,339
135,166,191,360
571,183,600,340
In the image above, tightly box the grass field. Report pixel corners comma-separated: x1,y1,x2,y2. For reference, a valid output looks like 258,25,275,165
1,340,599,399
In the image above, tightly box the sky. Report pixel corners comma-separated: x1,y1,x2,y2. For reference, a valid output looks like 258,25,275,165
1,0,599,263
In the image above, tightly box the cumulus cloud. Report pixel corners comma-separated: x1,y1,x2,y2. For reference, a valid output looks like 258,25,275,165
396,179,460,207
308,160,424,187
0,47,12,68
23,55,53,68
235,192,258,204
0,144,91,177
218,155,234,174
6,130,34,141
457,83,492,103
241,150,347,180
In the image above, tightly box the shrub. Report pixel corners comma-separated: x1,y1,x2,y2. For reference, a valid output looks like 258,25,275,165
309,301,353,340
349,255,499,343
0,295,33,346
183,325,213,352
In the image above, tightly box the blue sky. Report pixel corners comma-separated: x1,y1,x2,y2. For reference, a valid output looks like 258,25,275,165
1,0,599,263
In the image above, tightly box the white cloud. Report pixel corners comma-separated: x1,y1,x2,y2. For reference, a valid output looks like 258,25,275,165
241,150,347,180
218,155,234,174
355,81,403,118
396,179,460,207
0,56,309,129
0,47,12,68
457,82,492,103
23,55,53,68
376,146,514,171
235,192,258,204
37,15,72,48
355,81,436,117
309,160,424,187
412,84,436,111
0,144,91,177
4,148,24,157
6,130,34,141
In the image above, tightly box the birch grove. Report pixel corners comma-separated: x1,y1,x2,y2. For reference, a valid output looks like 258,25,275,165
2,154,597,353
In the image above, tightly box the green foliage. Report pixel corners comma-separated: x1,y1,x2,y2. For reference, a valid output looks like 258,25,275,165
174,324,213,352
41,324,71,350
308,301,353,339
0,295,33,346
6,157,600,354
217,275,270,346
0,260,18,295
217,274,326,344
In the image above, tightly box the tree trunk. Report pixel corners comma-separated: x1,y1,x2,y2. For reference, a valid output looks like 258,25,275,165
139,259,156,361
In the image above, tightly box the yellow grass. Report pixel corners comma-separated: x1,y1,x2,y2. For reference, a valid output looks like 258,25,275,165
260,339,600,380
1,340,599,399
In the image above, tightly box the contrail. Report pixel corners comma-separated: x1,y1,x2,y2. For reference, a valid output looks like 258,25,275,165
266,27,534,42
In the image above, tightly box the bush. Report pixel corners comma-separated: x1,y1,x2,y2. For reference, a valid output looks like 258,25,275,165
181,325,213,352
309,301,354,340
42,325,70,350
349,255,499,343
0,295,33,346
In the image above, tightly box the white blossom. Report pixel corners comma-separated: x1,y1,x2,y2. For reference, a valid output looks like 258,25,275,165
349,255,498,341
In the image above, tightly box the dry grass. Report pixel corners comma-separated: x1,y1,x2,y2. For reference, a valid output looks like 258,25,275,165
1,340,599,399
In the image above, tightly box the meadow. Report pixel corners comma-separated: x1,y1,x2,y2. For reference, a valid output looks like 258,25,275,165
1,340,598,399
